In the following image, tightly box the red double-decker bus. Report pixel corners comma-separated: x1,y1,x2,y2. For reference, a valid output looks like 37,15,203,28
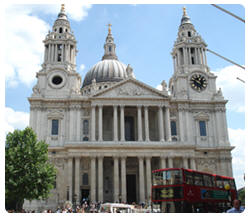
151,168,237,213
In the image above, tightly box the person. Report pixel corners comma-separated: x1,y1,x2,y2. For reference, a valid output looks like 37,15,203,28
226,199,244,213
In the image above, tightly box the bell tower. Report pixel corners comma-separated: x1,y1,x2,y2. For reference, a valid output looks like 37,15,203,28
169,7,220,101
32,4,81,98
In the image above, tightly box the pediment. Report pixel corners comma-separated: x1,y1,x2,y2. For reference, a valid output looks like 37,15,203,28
92,78,168,99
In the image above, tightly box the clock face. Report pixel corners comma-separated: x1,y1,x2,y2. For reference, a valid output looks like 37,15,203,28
190,74,207,91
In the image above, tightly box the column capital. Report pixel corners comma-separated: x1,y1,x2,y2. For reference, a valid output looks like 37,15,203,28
145,156,152,161
138,156,144,160
120,156,127,160
120,105,125,108
113,104,118,108
98,105,103,108
137,105,142,108
97,155,104,160
91,104,96,108
90,155,97,159
112,155,119,160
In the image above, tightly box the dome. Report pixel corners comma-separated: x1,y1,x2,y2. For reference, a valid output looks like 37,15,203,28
82,59,128,87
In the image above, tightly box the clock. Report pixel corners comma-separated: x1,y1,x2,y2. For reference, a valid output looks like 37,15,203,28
190,74,207,91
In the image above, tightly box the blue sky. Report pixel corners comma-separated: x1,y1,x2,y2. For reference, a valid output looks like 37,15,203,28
3,3,245,189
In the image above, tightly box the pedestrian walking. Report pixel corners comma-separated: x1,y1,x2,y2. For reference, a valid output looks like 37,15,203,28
226,199,244,213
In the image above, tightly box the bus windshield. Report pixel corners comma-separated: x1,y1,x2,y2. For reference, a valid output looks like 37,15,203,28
153,169,183,186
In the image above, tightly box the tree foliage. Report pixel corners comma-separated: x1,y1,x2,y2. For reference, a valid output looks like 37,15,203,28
5,127,57,211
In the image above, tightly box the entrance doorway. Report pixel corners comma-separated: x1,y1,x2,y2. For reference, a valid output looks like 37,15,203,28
125,116,135,141
126,174,136,204
81,189,89,203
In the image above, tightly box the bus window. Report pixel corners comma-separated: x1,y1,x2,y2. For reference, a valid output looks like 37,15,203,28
203,174,214,187
194,173,203,186
152,169,183,186
184,170,194,185
216,176,224,188
229,179,236,190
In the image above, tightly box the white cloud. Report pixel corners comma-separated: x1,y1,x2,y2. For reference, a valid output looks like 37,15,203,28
212,65,245,113
4,3,92,88
79,64,85,71
4,6,50,88
5,107,30,134
228,128,245,189
156,84,162,91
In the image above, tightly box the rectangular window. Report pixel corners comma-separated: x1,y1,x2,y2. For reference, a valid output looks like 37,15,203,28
51,119,59,135
83,120,89,135
171,121,177,136
82,173,89,185
199,121,207,136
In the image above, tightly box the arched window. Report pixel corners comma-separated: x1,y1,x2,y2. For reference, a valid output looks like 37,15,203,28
59,27,63,33
83,120,89,135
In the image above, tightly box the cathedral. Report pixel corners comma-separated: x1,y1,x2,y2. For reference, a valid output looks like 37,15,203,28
25,5,233,210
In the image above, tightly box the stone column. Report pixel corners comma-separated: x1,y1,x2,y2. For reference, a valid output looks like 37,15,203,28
75,157,80,204
66,44,69,62
69,108,74,141
165,106,171,141
215,109,223,145
113,157,119,202
204,48,207,65
55,43,58,62
48,44,51,62
90,156,96,203
144,106,150,141
61,44,64,62
91,105,96,141
160,156,166,169
178,110,185,142
222,110,229,143
68,157,73,202
138,157,145,203
183,47,186,65
137,105,143,141
183,157,188,169
121,157,127,203
158,106,164,141
36,108,41,139
146,157,152,204
51,44,55,62
76,107,81,141
120,105,125,141
173,56,176,72
98,106,103,141
191,157,196,170
98,156,104,202
168,157,174,168
113,105,118,141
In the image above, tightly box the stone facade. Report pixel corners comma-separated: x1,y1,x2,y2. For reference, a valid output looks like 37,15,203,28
24,6,233,211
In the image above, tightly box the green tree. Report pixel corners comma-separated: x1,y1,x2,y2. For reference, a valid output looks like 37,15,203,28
238,187,245,206
5,127,57,211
